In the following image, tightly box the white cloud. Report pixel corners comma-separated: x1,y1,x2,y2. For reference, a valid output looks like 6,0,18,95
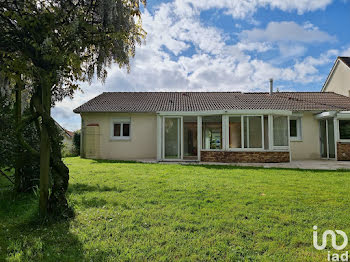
341,46,350,56
177,0,333,19
279,44,307,58
240,21,335,43
236,42,272,52
52,1,338,131
291,49,338,83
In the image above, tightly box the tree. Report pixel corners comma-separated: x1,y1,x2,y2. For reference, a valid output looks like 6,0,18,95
0,76,40,192
0,0,146,217
73,131,81,156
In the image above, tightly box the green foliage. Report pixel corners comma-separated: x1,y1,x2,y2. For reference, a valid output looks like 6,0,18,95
0,0,146,215
0,92,16,170
61,145,74,158
73,131,81,156
0,0,147,97
1,158,350,261
0,90,40,191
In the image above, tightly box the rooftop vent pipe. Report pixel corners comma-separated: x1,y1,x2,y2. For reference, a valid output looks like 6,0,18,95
269,78,273,95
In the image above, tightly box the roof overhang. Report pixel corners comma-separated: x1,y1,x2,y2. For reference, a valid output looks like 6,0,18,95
315,111,350,119
336,111,350,119
314,111,337,119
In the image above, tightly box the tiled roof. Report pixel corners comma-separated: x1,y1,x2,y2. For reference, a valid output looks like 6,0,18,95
64,129,74,138
54,120,74,138
339,57,350,68
73,92,350,113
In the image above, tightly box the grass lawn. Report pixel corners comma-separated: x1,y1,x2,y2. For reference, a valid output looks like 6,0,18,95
1,157,350,261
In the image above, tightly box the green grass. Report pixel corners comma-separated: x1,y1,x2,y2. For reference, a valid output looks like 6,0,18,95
1,157,350,261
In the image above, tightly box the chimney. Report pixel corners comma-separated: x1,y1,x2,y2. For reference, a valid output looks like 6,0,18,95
269,78,273,95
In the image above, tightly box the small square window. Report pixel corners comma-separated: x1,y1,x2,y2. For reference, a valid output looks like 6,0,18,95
111,118,131,139
339,120,350,139
290,120,297,137
123,124,130,137
114,124,121,136
289,117,302,141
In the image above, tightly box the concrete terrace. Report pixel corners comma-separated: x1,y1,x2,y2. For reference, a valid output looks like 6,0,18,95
138,160,350,170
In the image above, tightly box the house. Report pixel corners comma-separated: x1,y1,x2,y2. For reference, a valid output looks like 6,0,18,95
73,87,350,163
322,56,350,97
55,120,75,154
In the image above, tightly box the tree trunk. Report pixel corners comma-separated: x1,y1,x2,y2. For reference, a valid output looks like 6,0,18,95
39,79,51,217
47,117,71,217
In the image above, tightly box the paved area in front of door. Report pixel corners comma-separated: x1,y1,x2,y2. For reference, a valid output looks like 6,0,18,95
197,160,350,170
138,159,350,170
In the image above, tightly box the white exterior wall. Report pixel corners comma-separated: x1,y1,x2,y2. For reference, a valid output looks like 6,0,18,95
290,112,321,160
323,60,350,97
81,112,157,160
80,111,323,161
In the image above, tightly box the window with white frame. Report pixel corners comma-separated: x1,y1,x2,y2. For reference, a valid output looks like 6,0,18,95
289,117,302,141
202,114,291,151
243,116,263,149
228,115,264,149
111,118,131,139
339,120,350,140
229,116,242,148
202,116,222,149
273,116,289,147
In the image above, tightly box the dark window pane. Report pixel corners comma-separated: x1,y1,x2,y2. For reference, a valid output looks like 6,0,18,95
340,120,350,139
114,124,121,136
123,124,130,137
290,120,297,137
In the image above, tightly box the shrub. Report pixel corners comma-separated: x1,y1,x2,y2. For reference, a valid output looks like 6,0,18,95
73,131,81,156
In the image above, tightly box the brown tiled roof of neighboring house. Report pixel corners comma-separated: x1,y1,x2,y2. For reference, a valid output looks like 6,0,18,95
64,130,74,138
54,120,74,138
73,91,350,113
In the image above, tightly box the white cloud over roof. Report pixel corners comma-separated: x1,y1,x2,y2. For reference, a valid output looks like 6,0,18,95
52,0,341,131
240,21,335,43
177,0,333,18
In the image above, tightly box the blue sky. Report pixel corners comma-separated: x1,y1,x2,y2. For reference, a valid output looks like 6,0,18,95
53,0,350,131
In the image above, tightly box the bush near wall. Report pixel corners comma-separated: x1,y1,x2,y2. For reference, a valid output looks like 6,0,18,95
73,131,81,156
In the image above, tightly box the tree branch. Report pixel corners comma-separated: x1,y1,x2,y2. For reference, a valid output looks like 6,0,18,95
0,169,14,185
15,111,41,157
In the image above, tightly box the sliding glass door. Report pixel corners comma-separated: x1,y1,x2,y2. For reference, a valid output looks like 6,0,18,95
164,117,181,159
328,119,335,158
183,116,198,160
320,119,335,159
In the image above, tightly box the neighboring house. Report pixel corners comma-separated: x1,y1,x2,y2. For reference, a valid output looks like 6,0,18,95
55,120,74,153
322,56,350,97
73,90,350,163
